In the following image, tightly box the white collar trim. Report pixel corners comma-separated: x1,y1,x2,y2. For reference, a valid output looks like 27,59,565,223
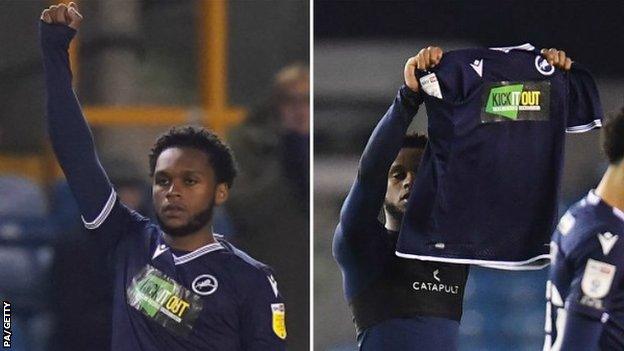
489,43,535,53
172,241,224,265
587,190,601,205
613,207,624,222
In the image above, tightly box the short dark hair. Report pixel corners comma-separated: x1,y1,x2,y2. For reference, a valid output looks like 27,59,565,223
149,126,238,187
602,108,624,164
402,133,428,149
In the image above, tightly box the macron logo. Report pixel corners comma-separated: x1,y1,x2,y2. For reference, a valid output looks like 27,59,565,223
152,244,169,260
268,275,279,297
470,59,483,77
598,232,618,256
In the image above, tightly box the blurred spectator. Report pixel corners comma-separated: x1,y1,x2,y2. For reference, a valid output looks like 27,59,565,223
227,63,309,351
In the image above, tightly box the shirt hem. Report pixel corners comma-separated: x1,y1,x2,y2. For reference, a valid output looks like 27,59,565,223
394,251,551,270
565,119,602,133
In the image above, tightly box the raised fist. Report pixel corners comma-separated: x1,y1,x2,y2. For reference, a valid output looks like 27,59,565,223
40,2,83,30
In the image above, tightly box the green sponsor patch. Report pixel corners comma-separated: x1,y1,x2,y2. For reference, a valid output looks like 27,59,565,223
481,81,550,123
127,265,203,336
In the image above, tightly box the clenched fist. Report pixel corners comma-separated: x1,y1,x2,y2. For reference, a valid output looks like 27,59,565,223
41,2,83,30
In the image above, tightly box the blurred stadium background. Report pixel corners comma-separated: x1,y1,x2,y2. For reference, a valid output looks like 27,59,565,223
0,1,308,350
314,1,624,350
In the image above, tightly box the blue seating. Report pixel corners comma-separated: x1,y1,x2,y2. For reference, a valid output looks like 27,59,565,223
459,267,547,350
0,217,57,245
0,176,47,218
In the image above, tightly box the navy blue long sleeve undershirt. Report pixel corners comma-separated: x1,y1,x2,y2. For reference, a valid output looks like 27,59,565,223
333,86,422,300
40,22,114,225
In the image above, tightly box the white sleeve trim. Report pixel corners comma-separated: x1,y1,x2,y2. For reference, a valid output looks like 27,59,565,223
81,189,117,230
566,119,602,133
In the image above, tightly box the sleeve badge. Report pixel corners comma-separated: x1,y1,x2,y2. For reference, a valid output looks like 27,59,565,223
271,303,287,340
581,258,616,299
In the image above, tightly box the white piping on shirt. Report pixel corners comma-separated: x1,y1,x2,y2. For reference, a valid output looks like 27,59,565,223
566,119,602,134
82,189,117,230
172,241,224,265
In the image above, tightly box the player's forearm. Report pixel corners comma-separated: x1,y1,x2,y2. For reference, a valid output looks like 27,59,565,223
40,21,113,221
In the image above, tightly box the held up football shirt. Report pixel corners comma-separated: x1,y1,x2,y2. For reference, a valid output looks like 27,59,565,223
396,44,603,270
544,191,624,350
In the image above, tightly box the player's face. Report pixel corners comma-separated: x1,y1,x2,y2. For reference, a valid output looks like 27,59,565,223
152,147,228,237
384,147,423,218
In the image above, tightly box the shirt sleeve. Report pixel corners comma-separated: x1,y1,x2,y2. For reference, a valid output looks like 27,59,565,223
559,235,623,348
39,22,151,261
240,270,287,351
39,21,115,227
566,63,604,133
555,311,604,351
333,86,421,255
332,86,422,298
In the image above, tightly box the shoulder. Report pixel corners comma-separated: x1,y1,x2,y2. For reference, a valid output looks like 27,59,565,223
216,238,282,302
558,198,624,265
217,237,275,279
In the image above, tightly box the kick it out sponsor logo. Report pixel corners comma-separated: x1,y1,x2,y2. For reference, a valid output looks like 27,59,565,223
127,265,203,336
135,273,191,322
2,301,10,348
485,84,542,119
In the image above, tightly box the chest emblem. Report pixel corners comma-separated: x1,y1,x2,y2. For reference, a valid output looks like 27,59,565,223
192,274,219,296
535,55,555,76
127,265,203,335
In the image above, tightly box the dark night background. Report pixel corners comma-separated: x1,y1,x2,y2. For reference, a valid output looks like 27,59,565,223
316,0,624,78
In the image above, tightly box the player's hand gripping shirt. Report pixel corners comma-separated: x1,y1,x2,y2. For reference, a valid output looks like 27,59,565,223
40,22,286,351
545,191,624,350
396,44,604,269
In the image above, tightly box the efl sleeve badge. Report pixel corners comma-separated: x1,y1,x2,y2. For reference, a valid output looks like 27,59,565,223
581,258,616,299
271,303,287,340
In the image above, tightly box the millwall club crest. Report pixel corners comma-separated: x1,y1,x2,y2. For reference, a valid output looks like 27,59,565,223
192,275,218,296
271,303,287,340
535,55,555,76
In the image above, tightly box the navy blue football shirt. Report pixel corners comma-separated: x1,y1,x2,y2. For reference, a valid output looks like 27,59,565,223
40,22,286,351
545,191,624,350
396,44,604,269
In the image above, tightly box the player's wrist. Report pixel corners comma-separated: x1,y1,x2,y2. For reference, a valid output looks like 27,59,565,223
39,21,77,50
399,84,424,108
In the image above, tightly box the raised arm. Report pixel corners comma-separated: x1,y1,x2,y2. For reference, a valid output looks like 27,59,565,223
335,48,441,239
40,3,115,226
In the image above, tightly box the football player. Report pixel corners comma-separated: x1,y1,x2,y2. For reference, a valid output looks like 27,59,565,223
334,46,574,350
545,109,624,350
40,3,286,350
